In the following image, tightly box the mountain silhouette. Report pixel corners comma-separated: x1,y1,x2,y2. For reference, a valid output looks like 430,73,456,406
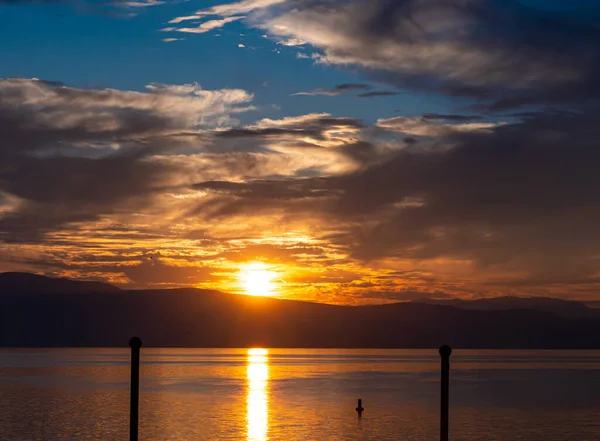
412,296,600,319
1,273,599,349
0,272,121,294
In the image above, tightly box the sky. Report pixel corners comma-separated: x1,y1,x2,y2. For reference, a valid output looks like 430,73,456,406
0,0,599,304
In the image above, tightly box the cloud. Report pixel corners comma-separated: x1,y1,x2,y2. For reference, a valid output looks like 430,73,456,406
189,107,600,298
0,79,381,257
194,0,285,18
0,0,164,15
422,114,483,122
3,46,600,302
172,0,600,110
114,0,163,7
167,0,285,30
193,179,336,201
175,16,245,34
377,116,500,136
206,113,376,176
0,78,254,132
169,15,202,24
0,78,254,242
121,257,220,286
276,38,306,47
292,83,369,96
357,91,400,98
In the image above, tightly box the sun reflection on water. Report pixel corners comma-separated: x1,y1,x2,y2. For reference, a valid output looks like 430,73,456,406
247,348,269,441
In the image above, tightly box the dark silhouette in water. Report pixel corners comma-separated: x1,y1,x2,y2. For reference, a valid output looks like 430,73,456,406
439,345,452,441
129,336,142,441
356,399,364,418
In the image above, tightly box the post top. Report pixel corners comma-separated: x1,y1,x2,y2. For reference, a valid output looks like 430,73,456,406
439,344,452,357
129,336,143,349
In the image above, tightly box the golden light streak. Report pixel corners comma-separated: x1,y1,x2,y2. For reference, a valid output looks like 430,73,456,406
247,348,269,441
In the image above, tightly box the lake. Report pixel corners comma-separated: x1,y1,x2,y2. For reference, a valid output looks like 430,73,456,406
1,349,600,441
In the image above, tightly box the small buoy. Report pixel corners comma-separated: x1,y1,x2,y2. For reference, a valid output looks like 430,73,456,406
356,398,364,417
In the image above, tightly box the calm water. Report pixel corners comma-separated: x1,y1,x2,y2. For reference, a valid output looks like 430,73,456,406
1,349,600,441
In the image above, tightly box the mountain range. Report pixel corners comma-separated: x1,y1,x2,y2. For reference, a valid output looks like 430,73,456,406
1,272,599,349
412,296,600,319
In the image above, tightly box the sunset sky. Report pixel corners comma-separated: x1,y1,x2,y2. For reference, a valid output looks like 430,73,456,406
1,0,599,304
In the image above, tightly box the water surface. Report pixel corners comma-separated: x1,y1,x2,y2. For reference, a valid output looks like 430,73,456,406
1,349,599,441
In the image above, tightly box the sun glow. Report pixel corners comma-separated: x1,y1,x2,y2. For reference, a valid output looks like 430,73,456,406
238,262,278,297
248,348,268,356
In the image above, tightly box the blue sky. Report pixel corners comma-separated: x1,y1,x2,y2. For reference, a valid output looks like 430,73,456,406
0,0,462,125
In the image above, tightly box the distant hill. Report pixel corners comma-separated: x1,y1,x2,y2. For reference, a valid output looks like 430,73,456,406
412,296,600,319
0,272,121,294
1,273,599,349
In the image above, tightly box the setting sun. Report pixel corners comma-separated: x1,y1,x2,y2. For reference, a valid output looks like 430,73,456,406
248,348,268,356
238,262,278,297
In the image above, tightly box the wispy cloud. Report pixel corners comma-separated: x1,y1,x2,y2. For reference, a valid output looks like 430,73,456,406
116,0,164,7
0,0,165,15
166,0,286,34
292,83,369,96
175,16,245,34
192,0,285,18
357,91,400,98
277,38,306,47
168,15,203,24
377,116,501,136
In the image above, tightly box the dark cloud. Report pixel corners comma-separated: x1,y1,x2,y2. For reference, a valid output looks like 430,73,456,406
212,242,327,265
2,52,600,299
336,83,370,92
422,113,483,122
193,108,600,291
357,91,400,98
121,258,219,286
0,154,175,242
292,83,370,96
193,179,335,201
264,0,600,109
215,115,364,140
209,114,375,173
0,78,252,242
215,128,310,138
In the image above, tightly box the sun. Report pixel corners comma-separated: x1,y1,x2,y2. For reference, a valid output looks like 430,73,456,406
238,262,278,297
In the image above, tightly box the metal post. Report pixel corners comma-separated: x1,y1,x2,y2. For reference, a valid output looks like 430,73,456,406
129,336,143,441
355,398,364,418
439,345,452,441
